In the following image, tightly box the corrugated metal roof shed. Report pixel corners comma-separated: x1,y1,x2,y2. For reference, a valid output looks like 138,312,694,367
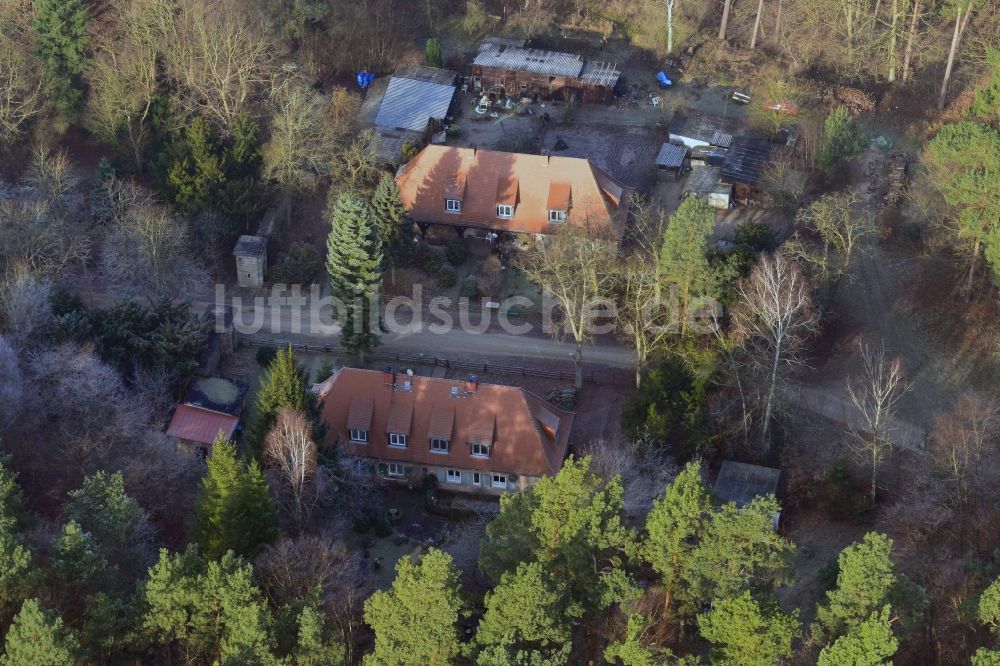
721,137,775,186
668,109,743,146
579,60,621,86
685,166,730,197
374,76,456,132
655,142,687,169
474,43,585,78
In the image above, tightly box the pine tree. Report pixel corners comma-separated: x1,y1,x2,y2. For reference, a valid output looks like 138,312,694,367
32,0,90,116
471,562,572,665
168,117,228,213
51,521,107,590
0,598,79,666
817,107,863,174
658,197,717,334
604,613,683,666
246,345,312,455
975,576,1000,664
0,458,31,623
685,495,794,605
814,532,899,641
363,549,463,666
817,607,898,666
142,547,277,663
698,591,799,666
643,460,712,621
479,457,637,619
66,471,146,560
193,437,279,560
294,602,346,666
326,194,383,357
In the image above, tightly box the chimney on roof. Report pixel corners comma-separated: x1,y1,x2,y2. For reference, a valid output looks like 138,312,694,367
383,365,396,387
466,374,478,394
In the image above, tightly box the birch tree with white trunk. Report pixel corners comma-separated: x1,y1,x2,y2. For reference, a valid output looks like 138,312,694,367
265,408,323,534
731,253,818,453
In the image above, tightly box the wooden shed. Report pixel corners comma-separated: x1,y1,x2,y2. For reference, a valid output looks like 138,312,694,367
471,38,619,104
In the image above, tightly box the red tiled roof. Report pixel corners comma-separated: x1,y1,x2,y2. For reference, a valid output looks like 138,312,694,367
166,405,239,445
319,368,573,477
395,145,632,235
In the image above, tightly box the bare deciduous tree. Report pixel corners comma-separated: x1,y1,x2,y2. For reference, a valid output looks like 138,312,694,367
263,83,341,225
785,190,874,291
256,534,369,663
614,255,673,388
845,341,911,502
265,408,322,534
731,253,819,452
0,7,43,148
515,224,618,388
578,438,678,518
164,0,274,131
929,392,1000,506
0,269,52,349
327,128,383,197
100,198,208,298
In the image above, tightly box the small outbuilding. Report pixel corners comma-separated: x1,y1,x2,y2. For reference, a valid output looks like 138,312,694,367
166,376,249,456
668,109,743,149
654,142,688,180
713,460,782,527
233,235,267,288
684,166,732,209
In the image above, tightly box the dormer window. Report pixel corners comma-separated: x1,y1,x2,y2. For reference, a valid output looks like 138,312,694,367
471,441,491,458
349,429,368,443
389,433,407,448
497,204,514,219
430,438,449,453
548,209,567,223
446,198,462,213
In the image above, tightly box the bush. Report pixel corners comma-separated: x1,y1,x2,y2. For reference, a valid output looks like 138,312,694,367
445,124,462,138
419,245,445,274
400,141,421,163
267,242,322,285
733,221,778,252
255,346,278,367
462,275,481,298
622,356,713,460
445,236,466,266
437,264,457,288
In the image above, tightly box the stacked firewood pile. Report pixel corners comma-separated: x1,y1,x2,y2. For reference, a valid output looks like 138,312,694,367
829,85,876,115
883,153,909,207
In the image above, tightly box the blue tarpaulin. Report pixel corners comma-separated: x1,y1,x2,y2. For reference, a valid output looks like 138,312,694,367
656,71,672,88
356,71,375,88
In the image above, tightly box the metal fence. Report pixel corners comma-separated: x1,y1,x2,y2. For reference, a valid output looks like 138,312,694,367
236,334,630,386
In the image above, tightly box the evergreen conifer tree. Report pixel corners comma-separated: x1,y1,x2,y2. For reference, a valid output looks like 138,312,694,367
370,173,407,278
32,0,90,116
193,437,278,560
817,107,863,174
0,598,79,666
168,117,227,213
817,607,898,666
363,549,463,666
326,194,383,358
698,591,799,666
246,345,312,455
658,197,718,334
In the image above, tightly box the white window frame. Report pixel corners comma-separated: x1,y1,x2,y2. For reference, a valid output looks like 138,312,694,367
388,433,407,448
446,469,462,484
497,204,513,219
492,474,508,489
473,472,481,486
387,463,406,477
446,198,462,213
548,209,567,223
349,429,368,443
470,442,490,458
430,438,449,453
